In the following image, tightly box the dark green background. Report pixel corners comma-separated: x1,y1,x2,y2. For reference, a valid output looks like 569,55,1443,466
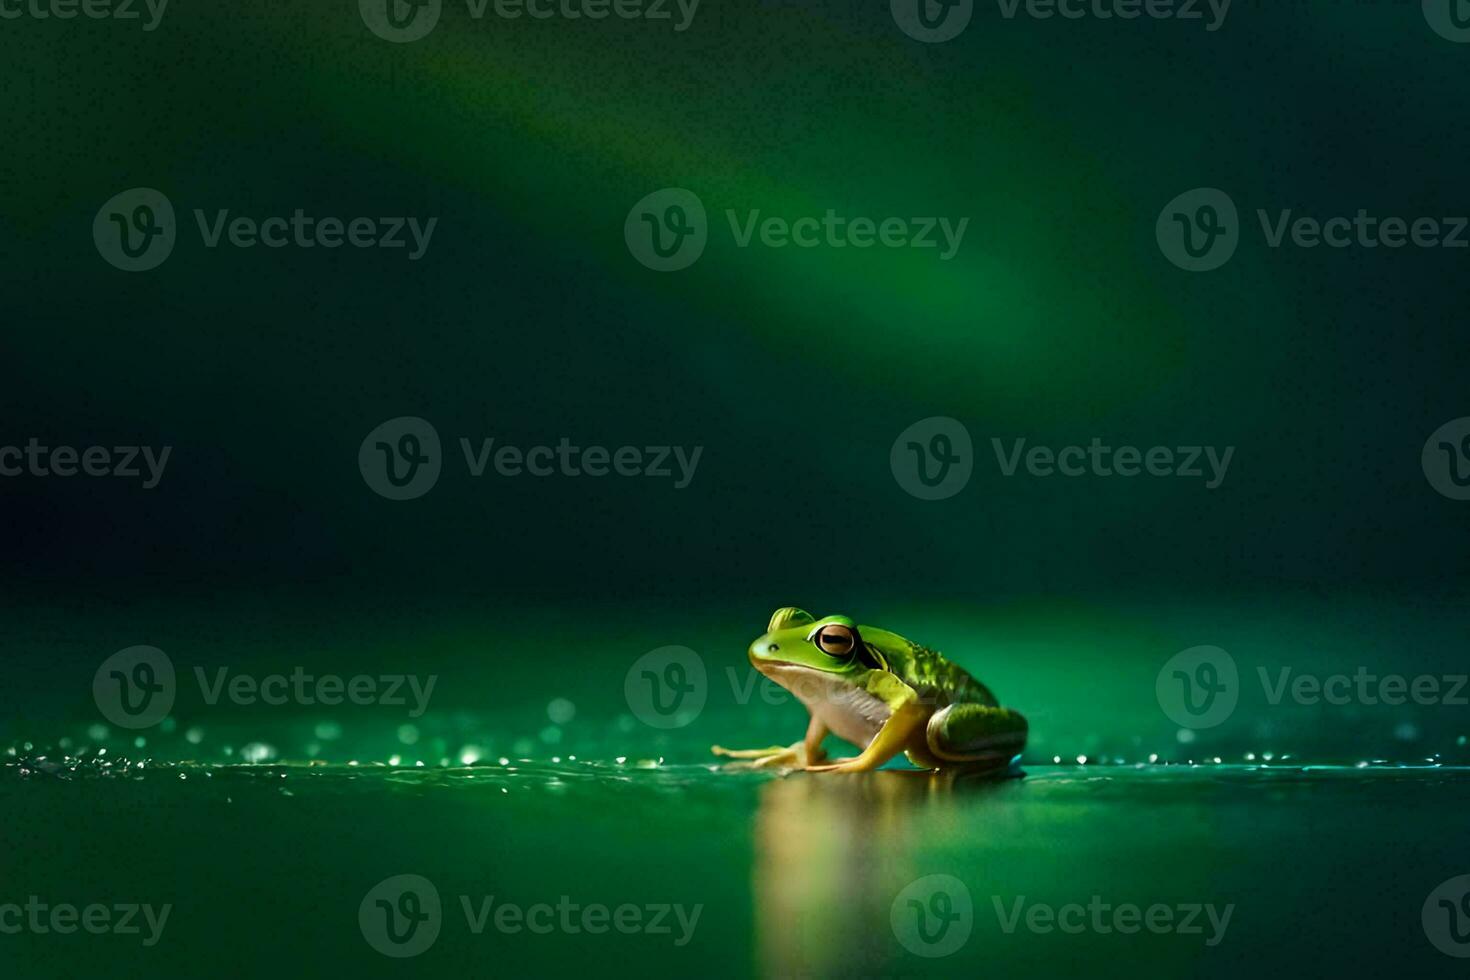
4,2,1470,978
4,0,1468,601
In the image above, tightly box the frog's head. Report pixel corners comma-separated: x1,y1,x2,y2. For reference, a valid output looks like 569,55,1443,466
748,607,886,678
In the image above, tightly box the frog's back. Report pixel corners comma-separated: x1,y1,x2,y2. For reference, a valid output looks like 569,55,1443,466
861,626,998,708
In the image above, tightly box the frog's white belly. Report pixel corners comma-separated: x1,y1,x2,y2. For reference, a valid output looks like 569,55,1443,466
761,665,891,748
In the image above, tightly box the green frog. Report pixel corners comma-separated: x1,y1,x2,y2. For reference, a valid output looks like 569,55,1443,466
713,607,1027,773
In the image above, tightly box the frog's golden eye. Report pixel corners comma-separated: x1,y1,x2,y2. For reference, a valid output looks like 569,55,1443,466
810,623,858,660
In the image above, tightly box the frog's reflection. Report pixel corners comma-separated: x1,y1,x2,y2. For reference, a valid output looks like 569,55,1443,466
751,769,1019,976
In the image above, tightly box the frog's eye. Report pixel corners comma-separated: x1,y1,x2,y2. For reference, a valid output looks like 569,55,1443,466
810,623,858,661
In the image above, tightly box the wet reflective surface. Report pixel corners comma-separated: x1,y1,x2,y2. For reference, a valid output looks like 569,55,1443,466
6,597,1470,976
5,758,1469,977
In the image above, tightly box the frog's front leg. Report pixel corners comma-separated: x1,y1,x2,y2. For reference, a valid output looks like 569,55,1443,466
802,714,829,762
711,714,828,769
807,675,925,773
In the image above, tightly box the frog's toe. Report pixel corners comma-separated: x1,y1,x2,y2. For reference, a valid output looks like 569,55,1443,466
711,745,788,759
805,757,869,773
712,742,809,770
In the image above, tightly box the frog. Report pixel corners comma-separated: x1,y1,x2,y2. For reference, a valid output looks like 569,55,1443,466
712,607,1027,773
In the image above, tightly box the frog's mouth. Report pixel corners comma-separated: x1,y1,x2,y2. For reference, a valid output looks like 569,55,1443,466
749,650,792,673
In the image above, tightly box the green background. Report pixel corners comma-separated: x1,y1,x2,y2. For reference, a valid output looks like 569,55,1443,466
3,1,1469,977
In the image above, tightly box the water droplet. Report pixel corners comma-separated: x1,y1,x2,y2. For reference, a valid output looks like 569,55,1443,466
547,698,576,725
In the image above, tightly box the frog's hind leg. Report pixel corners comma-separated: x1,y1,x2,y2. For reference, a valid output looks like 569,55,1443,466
917,703,1028,770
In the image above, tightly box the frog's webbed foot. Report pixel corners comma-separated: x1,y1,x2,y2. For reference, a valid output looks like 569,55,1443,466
711,741,824,770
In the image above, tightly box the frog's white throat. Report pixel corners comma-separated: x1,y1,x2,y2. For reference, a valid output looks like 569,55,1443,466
756,663,890,749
